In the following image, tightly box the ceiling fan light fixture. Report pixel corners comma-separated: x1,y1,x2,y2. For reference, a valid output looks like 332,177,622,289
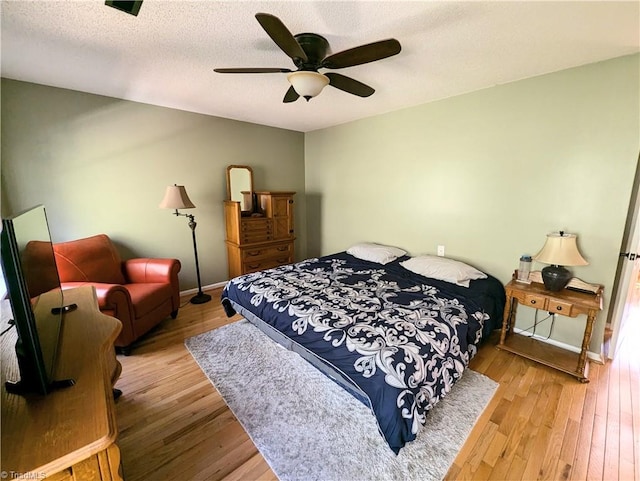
287,71,329,101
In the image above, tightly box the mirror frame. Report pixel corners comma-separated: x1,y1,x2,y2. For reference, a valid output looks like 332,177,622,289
226,165,254,212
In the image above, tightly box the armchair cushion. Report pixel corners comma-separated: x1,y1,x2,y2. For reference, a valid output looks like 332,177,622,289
54,234,126,285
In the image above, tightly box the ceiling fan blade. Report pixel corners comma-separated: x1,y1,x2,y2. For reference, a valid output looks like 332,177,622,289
214,67,292,73
283,86,300,103
255,13,308,63
326,73,374,97
322,39,401,69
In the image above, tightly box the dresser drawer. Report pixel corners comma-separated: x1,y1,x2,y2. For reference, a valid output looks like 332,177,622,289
242,256,292,274
242,243,292,261
241,218,272,232
523,293,546,309
547,299,574,316
241,231,273,243
240,218,272,244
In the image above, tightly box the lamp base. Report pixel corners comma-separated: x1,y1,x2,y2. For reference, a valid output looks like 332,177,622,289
190,292,212,304
541,265,572,291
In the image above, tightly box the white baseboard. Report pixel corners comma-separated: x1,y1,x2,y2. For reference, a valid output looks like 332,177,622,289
180,280,228,297
512,327,604,364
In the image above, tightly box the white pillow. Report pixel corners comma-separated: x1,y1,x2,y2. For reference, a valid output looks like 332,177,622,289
346,242,407,265
400,255,487,287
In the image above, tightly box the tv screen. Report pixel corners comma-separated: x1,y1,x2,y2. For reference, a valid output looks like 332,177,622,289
1,205,65,395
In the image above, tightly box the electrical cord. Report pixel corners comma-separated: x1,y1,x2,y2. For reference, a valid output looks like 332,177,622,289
0,318,15,337
518,310,556,340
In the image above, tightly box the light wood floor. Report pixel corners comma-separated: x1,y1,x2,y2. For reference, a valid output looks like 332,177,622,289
115,286,639,480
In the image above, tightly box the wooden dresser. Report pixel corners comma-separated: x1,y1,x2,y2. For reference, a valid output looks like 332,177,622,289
1,286,123,480
224,191,295,279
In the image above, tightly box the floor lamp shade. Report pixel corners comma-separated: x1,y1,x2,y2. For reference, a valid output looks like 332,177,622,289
159,185,195,210
533,232,588,291
159,184,211,304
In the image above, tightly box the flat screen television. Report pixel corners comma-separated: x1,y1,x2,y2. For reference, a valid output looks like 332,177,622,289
1,205,74,395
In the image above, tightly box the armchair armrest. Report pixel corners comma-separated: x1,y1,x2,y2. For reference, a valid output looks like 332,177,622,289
61,282,135,346
62,281,133,313
123,258,181,284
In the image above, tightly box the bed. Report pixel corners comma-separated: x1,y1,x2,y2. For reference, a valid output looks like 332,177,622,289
221,249,505,453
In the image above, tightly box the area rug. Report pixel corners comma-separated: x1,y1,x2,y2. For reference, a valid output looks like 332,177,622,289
185,319,498,481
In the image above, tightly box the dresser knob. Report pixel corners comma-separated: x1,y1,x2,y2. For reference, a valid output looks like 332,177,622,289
556,306,562,311
530,300,536,305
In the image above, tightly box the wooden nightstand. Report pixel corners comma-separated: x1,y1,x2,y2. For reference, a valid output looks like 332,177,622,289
497,276,603,382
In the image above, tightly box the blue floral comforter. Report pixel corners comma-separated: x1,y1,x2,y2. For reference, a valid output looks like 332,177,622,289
221,252,505,453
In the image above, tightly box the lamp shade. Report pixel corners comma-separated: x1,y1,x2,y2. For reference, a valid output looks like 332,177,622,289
287,71,329,100
533,232,588,266
159,185,195,210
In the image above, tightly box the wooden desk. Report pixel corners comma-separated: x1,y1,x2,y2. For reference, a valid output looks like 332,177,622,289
497,279,603,382
1,286,123,480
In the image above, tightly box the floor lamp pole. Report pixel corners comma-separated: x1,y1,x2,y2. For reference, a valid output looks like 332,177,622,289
186,214,211,304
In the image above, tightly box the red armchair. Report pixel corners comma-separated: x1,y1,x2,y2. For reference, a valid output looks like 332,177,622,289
49,234,181,354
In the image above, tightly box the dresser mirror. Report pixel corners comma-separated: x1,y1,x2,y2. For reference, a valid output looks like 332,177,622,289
226,165,254,213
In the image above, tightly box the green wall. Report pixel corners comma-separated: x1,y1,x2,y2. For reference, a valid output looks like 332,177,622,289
1,79,306,290
305,54,640,353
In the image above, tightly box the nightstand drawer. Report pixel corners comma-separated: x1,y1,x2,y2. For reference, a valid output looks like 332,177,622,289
548,299,574,316
524,293,546,308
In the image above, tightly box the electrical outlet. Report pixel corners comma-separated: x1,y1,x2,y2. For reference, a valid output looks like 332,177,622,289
437,245,445,257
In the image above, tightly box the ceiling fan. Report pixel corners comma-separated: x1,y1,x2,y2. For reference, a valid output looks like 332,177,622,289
214,13,402,103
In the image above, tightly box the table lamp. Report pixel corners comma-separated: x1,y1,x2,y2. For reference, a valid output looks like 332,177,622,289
533,231,588,291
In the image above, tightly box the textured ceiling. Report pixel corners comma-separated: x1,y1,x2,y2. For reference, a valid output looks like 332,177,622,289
1,1,639,132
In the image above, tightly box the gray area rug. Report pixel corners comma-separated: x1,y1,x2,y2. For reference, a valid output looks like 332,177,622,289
185,319,498,481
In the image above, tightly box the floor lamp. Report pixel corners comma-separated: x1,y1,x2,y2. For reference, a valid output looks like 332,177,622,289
159,184,211,304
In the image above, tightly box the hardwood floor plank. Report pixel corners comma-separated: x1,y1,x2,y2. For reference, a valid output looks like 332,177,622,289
604,355,621,481
515,364,537,399
538,382,572,480
556,418,580,480
629,337,640,481
571,361,600,481
521,424,552,480
587,362,609,480
619,352,635,480
466,421,499,473
482,430,508,468
488,414,528,479
451,382,505,464
498,355,529,402
221,453,278,481
504,454,528,480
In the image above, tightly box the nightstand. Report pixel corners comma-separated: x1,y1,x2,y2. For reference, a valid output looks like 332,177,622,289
497,276,603,382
